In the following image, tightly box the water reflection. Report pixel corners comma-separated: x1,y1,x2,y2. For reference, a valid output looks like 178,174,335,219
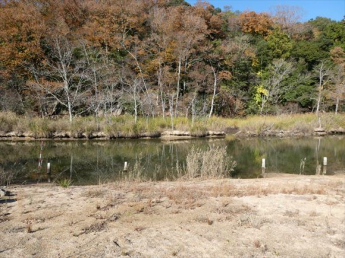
0,136,344,185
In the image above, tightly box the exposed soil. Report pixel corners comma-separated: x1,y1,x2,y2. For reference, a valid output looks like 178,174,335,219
1,175,345,258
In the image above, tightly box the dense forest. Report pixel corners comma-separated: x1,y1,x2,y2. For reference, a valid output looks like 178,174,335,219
0,0,344,122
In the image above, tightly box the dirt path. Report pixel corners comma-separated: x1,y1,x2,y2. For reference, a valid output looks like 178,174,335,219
1,175,345,258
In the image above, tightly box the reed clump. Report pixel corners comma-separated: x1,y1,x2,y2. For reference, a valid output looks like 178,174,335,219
0,167,18,186
56,179,73,188
185,145,236,179
123,155,147,182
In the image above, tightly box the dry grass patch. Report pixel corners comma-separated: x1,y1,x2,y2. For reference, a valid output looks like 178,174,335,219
1,175,344,258
83,189,108,198
80,221,107,235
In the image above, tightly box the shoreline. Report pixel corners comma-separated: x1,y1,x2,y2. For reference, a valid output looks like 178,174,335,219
1,174,344,257
0,128,344,140
0,113,344,140
0,130,226,140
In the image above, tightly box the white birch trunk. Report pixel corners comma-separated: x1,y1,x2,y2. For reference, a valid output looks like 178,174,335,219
209,67,217,118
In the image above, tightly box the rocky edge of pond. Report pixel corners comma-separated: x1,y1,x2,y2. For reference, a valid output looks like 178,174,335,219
0,127,344,139
0,130,226,140
236,127,345,137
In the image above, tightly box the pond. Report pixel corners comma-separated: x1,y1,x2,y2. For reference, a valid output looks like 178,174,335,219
0,136,344,185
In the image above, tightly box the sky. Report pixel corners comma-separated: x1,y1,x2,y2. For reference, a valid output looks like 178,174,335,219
186,0,345,21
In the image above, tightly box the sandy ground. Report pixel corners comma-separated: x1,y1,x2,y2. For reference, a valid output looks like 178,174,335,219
1,174,345,258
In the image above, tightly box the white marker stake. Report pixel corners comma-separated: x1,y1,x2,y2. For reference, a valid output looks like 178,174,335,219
261,158,266,177
124,162,128,171
47,162,51,174
38,153,43,168
323,157,327,175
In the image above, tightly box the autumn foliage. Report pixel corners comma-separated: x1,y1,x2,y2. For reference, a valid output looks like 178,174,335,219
239,11,273,37
0,0,344,118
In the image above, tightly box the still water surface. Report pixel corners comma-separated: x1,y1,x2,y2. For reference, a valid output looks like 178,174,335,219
1,136,344,185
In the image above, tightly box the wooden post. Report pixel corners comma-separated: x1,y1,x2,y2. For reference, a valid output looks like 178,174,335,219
124,162,128,172
323,157,327,175
261,158,266,177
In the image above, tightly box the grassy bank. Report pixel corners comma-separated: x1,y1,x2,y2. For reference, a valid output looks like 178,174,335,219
0,112,344,139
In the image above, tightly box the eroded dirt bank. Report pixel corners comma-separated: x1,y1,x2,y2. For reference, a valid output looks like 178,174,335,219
1,175,345,258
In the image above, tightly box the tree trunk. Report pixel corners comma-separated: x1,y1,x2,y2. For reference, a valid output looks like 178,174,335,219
63,79,73,123
158,64,165,119
192,93,196,127
67,100,73,123
316,86,322,116
209,67,217,118
316,65,324,116
260,98,265,115
133,84,138,124
161,90,165,119
92,67,99,116
175,58,181,117
127,50,154,117
169,94,174,130
335,96,339,115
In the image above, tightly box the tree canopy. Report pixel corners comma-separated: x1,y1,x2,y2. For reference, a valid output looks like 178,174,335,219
0,0,344,118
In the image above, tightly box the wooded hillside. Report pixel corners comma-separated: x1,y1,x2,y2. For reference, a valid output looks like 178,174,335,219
0,0,344,121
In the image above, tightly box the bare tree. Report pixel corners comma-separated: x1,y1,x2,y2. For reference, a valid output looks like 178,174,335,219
29,37,89,122
209,66,218,118
314,61,331,116
120,68,144,124
82,43,105,116
271,5,305,36
333,64,345,114
331,47,345,114
261,59,295,114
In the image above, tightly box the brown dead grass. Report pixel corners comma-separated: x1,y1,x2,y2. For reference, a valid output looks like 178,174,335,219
0,174,344,258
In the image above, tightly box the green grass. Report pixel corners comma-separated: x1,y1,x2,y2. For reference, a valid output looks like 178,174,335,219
56,179,73,188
